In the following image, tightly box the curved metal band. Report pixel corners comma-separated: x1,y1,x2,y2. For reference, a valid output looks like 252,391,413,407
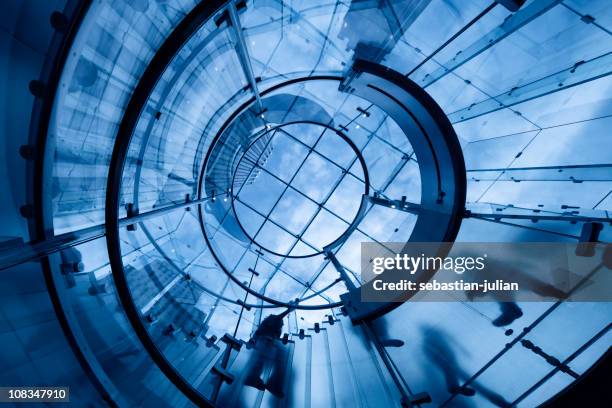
339,59,467,322
105,1,227,407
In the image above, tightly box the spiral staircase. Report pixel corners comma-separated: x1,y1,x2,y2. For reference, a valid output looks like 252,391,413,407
1,0,611,407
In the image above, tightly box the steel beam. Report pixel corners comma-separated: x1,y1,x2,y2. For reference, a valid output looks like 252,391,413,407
227,1,264,112
468,163,612,173
468,163,612,182
406,2,497,77
449,52,612,123
440,263,606,407
0,196,213,271
420,0,563,88
325,250,357,291
366,195,421,215
466,210,611,224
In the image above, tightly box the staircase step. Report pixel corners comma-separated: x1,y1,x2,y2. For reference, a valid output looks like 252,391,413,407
324,317,365,407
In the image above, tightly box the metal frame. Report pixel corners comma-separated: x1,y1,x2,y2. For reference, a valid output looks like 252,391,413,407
418,0,563,88
228,120,371,259
215,105,381,304
196,75,352,310
199,95,393,303
194,76,390,309
291,111,418,308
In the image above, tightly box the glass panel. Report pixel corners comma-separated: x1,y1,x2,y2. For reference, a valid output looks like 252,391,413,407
309,327,335,407
286,333,311,406
53,237,192,406
523,302,612,362
516,372,573,408
51,0,200,233
568,329,612,374
324,316,363,406
338,315,397,407
453,5,612,97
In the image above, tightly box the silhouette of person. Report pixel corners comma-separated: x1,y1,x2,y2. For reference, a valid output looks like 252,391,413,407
243,311,290,398
422,325,510,407
60,247,84,272
369,316,405,347
459,251,568,327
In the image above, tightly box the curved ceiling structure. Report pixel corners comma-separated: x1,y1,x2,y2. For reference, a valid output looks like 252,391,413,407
0,0,611,407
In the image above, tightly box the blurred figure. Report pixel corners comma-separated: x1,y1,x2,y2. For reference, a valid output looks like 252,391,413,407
60,247,84,273
244,310,291,398
370,316,405,347
422,325,476,397
491,302,523,327
422,325,510,407
461,252,568,327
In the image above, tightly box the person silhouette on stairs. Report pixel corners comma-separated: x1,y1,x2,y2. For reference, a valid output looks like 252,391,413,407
244,309,291,398
370,316,405,347
422,325,510,407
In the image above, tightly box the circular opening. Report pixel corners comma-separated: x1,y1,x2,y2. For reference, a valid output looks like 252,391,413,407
231,122,369,258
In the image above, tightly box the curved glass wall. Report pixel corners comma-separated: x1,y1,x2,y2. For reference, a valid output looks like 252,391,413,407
49,0,199,233
3,0,610,407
